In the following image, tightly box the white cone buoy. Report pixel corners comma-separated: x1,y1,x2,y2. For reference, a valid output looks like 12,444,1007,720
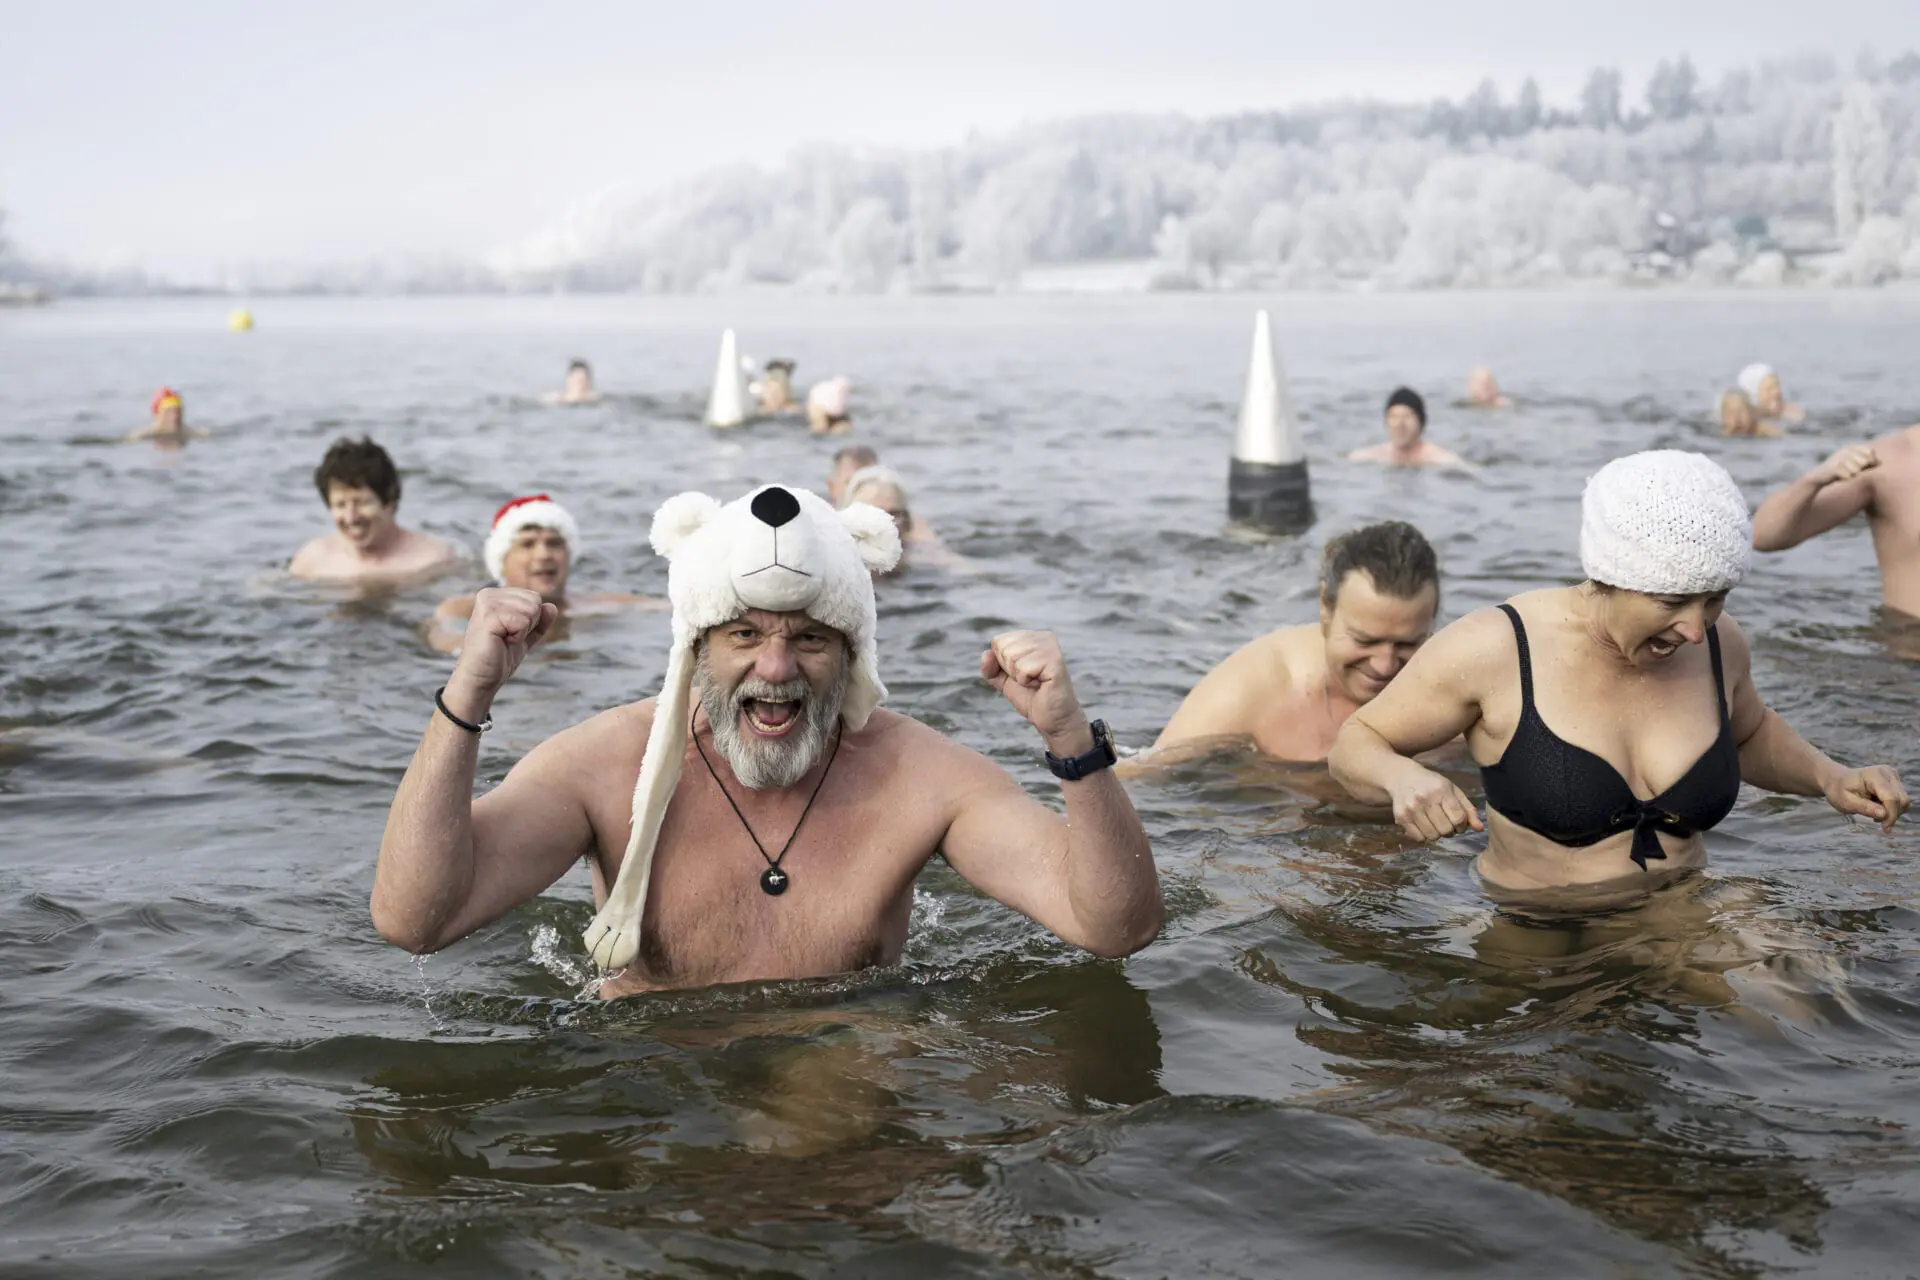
1228,310,1312,532
704,328,747,428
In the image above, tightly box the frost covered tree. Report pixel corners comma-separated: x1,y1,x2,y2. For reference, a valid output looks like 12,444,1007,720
830,198,902,292
1581,68,1623,130
1646,56,1699,121
1832,80,1892,240
1512,79,1543,134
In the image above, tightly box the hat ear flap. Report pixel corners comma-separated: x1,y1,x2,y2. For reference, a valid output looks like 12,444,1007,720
839,502,902,574
651,492,723,557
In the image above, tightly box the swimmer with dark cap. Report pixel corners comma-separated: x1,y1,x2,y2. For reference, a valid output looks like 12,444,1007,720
126,387,209,446
545,360,600,406
1349,388,1465,468
289,437,460,585
759,359,800,415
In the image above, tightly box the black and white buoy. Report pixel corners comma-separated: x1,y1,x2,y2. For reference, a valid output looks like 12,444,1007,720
1226,309,1313,534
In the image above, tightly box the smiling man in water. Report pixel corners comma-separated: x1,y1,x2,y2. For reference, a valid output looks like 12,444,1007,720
289,437,459,585
427,494,662,653
1147,522,1441,763
372,484,1162,995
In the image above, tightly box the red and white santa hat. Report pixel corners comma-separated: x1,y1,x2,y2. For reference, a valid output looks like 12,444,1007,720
483,494,581,584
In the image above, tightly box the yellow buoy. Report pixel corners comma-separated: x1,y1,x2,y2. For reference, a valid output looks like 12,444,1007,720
227,308,254,332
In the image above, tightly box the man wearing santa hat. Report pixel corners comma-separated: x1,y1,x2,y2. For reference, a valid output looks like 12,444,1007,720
373,484,1163,996
426,494,661,654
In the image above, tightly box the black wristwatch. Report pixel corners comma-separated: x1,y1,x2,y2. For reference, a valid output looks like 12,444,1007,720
1045,719,1117,781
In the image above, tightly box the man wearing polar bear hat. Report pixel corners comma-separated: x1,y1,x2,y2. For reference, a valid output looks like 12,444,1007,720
372,483,1163,995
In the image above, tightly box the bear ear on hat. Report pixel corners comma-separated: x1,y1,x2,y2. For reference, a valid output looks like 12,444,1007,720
839,502,903,574
650,492,724,558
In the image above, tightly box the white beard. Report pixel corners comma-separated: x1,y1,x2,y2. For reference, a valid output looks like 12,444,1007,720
696,646,848,790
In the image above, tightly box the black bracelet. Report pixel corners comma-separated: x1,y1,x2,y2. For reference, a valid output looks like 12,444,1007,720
434,686,492,735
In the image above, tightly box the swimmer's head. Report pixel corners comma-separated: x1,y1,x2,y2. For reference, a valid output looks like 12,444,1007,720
808,376,853,433
1317,521,1440,705
827,444,880,506
1718,388,1757,436
564,360,594,398
151,387,184,433
764,358,795,384
1737,363,1783,417
843,465,911,551
696,610,852,790
1466,366,1501,405
313,436,402,552
1580,450,1750,663
486,494,580,603
1384,387,1426,447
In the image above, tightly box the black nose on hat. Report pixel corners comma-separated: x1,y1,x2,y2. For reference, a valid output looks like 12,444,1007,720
750,486,801,528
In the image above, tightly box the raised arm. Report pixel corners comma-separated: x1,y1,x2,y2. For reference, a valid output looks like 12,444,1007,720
938,631,1162,958
1329,609,1499,841
371,587,595,953
1713,616,1908,829
1751,444,1878,551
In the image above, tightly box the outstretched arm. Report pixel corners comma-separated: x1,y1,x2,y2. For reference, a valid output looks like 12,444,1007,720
938,631,1161,958
1715,617,1908,829
1751,445,1878,551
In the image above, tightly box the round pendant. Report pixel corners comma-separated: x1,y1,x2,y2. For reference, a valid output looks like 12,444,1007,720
760,866,790,896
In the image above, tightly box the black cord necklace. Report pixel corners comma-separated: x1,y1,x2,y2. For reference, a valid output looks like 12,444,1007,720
690,706,842,896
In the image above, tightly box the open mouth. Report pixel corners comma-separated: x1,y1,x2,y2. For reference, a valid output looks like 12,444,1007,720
1645,636,1680,660
742,698,802,737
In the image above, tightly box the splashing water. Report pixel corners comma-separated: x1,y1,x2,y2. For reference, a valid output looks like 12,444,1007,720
529,923,614,1001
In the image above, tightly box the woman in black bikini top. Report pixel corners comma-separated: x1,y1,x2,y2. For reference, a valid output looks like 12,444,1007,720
1328,450,1907,900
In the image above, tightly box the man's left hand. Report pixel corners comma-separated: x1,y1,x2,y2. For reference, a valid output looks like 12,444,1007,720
982,630,1091,754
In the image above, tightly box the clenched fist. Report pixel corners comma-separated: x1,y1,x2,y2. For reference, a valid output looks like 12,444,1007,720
981,630,1091,755
1812,443,1878,486
1387,765,1485,843
446,587,557,717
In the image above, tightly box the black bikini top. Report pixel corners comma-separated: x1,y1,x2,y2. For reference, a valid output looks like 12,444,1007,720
1479,603,1741,870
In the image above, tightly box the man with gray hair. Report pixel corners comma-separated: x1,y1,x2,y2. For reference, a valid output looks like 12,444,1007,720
371,484,1161,996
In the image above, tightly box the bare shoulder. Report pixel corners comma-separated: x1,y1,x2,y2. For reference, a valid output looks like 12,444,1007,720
857,708,1007,789
287,535,335,576
516,698,656,776
436,594,477,620
1710,612,1754,677
1408,603,1520,684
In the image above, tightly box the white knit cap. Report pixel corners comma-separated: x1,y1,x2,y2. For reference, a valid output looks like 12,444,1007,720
1580,451,1751,595
484,495,580,584
581,483,901,971
1737,363,1775,400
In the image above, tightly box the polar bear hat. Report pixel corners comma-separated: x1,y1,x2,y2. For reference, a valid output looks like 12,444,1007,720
582,484,902,971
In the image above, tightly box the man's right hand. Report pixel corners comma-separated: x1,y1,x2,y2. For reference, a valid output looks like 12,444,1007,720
1812,444,1878,486
446,588,557,714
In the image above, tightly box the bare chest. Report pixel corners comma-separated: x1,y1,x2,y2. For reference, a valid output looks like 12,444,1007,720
585,763,945,991
1247,687,1343,762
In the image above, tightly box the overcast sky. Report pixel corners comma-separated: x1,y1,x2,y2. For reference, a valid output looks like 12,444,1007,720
4,0,1917,276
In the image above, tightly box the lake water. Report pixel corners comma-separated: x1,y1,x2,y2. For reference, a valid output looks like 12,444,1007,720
3,291,1918,1278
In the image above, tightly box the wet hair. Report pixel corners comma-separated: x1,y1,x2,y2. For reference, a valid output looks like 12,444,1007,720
832,444,879,470
313,436,401,508
1320,521,1439,610
1384,386,1427,429
568,359,591,376
765,358,796,375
